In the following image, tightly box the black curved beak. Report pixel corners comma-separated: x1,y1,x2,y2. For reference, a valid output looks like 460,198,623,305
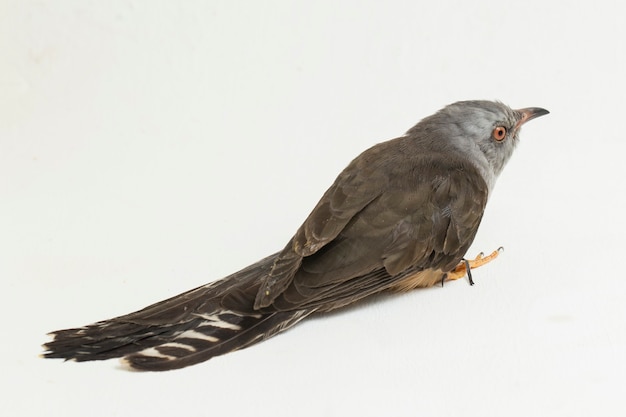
516,107,550,128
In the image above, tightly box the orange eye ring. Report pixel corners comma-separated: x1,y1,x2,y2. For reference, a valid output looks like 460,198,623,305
492,126,507,141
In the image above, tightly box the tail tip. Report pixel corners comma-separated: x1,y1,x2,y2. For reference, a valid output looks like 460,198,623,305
118,357,143,372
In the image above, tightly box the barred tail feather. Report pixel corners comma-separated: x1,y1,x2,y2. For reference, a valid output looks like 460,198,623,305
44,307,313,371
43,254,315,371
123,309,311,371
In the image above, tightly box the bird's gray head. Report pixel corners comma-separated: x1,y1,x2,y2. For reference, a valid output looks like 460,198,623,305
409,100,549,191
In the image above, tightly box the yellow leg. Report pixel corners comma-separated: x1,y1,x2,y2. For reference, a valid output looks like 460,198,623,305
447,247,504,281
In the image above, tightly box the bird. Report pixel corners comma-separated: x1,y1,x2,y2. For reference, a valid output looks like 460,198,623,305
43,100,548,371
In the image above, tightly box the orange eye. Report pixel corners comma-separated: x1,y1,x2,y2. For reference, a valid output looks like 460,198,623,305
492,126,507,141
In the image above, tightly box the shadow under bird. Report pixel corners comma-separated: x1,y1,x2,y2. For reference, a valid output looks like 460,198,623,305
43,100,548,371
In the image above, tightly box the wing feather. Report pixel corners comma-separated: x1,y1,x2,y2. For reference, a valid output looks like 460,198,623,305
256,136,489,311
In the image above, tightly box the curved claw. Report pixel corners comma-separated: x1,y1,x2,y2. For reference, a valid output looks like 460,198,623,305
446,247,503,283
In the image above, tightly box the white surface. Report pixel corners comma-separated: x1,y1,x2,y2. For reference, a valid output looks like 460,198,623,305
2,1,625,416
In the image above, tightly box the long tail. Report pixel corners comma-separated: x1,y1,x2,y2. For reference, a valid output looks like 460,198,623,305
43,254,315,371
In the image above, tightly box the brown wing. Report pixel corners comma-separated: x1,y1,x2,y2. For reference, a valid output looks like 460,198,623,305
254,136,489,310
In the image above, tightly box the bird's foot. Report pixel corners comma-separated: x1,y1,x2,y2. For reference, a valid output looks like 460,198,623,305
446,247,504,285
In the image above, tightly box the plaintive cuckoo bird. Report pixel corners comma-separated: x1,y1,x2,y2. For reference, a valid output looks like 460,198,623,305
43,100,549,371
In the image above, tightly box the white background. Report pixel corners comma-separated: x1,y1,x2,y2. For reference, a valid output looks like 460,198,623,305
2,1,625,416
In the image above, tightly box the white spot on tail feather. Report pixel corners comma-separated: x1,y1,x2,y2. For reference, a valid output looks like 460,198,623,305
193,312,243,330
160,342,196,352
134,347,176,360
176,329,219,343
222,310,263,319
198,319,241,331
